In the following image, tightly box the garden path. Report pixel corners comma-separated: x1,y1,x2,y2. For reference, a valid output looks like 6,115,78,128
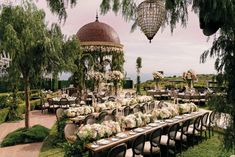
0,110,56,157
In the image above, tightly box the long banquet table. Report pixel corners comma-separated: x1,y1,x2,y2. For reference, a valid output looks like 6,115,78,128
85,109,209,155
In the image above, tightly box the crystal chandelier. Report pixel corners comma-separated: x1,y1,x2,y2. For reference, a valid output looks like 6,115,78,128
137,0,166,43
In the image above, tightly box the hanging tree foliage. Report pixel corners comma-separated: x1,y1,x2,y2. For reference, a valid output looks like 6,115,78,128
0,2,79,128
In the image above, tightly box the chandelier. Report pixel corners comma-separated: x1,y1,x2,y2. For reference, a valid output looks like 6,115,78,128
137,0,166,43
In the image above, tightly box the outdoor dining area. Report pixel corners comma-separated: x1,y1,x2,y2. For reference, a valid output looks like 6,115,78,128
53,92,215,157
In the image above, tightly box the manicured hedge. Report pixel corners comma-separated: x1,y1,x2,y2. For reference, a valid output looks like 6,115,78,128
1,125,50,147
17,99,42,115
0,107,9,124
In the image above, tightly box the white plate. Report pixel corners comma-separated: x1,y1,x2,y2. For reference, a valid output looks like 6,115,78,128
165,119,174,123
174,116,183,119
192,112,199,114
111,137,119,141
129,131,136,135
144,126,152,130
148,123,158,127
154,120,161,123
159,121,165,124
183,114,190,116
91,144,99,148
116,133,128,138
134,128,145,133
97,139,110,145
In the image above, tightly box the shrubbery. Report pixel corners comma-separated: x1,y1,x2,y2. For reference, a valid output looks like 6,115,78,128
1,125,49,147
0,108,9,124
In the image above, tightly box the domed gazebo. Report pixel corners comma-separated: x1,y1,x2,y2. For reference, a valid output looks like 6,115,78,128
76,15,124,72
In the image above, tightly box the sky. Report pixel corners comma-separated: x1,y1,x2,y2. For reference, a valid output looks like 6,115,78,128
6,0,217,81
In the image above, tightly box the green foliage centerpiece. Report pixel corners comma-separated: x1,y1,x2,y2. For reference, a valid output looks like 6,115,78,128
136,57,142,95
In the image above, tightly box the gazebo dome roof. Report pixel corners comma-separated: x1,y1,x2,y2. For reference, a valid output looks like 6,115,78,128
76,18,121,45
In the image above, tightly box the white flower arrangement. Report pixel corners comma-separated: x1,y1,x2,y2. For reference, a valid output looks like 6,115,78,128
136,96,153,103
77,120,121,141
88,71,104,81
121,112,153,129
65,106,94,117
178,103,198,114
106,70,124,81
153,71,164,79
102,121,121,134
82,45,123,54
64,108,76,117
182,69,197,81
94,101,117,112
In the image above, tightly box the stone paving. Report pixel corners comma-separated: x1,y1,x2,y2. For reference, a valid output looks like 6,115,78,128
0,110,56,157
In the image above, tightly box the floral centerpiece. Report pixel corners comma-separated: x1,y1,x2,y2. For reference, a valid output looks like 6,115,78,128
152,71,164,90
65,106,94,117
152,108,173,119
182,69,197,89
178,103,198,114
120,112,153,129
88,71,104,92
136,95,154,103
77,121,121,141
94,101,117,112
106,70,124,95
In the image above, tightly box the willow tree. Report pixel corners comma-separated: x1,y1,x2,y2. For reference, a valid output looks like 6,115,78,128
0,3,78,128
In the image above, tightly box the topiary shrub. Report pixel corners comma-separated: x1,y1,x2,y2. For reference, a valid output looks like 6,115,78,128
0,107,9,124
1,125,50,147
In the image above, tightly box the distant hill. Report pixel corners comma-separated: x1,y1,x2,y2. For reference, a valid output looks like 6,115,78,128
139,74,215,89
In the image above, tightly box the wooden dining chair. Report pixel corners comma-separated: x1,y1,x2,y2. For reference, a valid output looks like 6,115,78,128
124,106,131,116
175,119,191,154
160,123,179,157
56,108,64,121
133,105,141,113
41,98,49,114
96,96,104,103
141,103,148,113
47,98,56,113
112,109,117,116
126,134,146,157
149,101,155,110
98,111,109,122
143,128,162,157
108,96,116,102
84,114,96,125
75,97,81,106
108,143,127,157
64,123,77,143
207,111,216,138
201,112,209,140
187,116,202,146
60,97,69,109
125,92,131,98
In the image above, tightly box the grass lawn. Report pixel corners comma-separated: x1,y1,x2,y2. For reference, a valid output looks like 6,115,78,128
39,124,64,157
178,133,235,157
39,126,234,157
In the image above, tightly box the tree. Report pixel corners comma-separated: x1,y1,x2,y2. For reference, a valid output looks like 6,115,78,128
136,57,142,95
70,51,93,96
0,3,78,128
